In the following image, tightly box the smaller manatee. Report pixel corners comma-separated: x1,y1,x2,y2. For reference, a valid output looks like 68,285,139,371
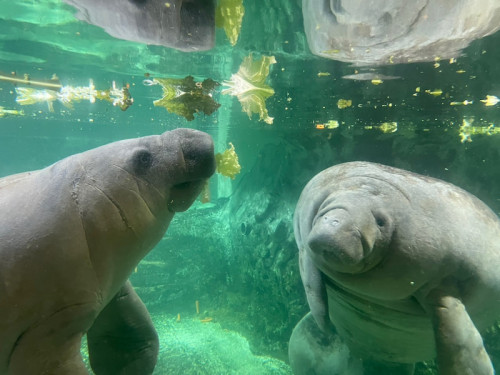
293,161,500,375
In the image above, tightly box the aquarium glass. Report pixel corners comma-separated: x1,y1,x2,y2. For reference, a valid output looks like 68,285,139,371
1,1,500,374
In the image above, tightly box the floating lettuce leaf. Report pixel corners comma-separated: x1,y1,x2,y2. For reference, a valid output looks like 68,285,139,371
215,0,245,46
153,76,220,121
458,118,500,143
0,106,24,117
222,54,276,124
15,87,58,112
215,143,241,179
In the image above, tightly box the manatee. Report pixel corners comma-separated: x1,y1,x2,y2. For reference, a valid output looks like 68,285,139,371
293,161,500,374
302,0,500,66
0,128,215,375
63,0,216,51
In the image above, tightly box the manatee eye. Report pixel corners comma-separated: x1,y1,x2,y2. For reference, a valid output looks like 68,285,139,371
133,149,153,173
373,211,393,239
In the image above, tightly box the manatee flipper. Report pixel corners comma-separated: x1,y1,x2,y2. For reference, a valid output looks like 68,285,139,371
87,281,159,375
298,245,333,333
423,284,494,375
289,312,364,375
289,313,414,375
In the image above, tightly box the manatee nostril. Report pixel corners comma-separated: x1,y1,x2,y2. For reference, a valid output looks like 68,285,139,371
323,216,340,226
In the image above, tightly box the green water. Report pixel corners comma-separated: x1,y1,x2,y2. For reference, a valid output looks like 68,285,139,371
1,1,500,374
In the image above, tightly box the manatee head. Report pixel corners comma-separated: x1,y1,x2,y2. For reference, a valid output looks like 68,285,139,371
65,128,215,293
70,127,215,244
306,192,394,275
153,127,216,213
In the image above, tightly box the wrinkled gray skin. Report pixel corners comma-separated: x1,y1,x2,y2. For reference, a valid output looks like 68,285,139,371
0,128,215,375
294,161,500,375
303,0,500,66
63,0,215,51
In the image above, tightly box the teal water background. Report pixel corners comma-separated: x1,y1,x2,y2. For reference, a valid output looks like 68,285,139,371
1,1,500,374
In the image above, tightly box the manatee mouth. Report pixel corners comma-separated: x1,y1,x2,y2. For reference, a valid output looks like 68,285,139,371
167,179,207,212
307,209,370,274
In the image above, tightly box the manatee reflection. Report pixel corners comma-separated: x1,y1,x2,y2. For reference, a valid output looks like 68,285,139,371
303,0,500,66
63,0,216,51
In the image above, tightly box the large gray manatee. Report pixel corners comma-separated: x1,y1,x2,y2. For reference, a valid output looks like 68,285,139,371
0,128,215,375
293,161,500,374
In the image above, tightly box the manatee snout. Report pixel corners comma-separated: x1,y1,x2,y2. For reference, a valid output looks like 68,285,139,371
176,128,216,179
166,128,216,212
307,203,394,274
307,209,366,271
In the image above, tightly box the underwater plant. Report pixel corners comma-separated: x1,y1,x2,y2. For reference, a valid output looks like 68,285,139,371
222,54,276,124
15,87,59,112
364,121,398,133
215,0,245,46
481,95,500,106
15,80,133,111
151,76,220,121
459,118,500,143
95,82,133,111
336,99,352,109
0,106,24,117
215,142,241,179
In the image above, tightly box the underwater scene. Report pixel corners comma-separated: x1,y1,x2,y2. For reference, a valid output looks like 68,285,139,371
1,0,500,374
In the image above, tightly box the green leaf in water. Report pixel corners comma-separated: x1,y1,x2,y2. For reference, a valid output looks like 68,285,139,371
222,54,276,124
215,0,245,46
153,76,220,121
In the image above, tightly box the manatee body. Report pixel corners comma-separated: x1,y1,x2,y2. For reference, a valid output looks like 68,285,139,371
293,161,500,374
0,128,215,375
